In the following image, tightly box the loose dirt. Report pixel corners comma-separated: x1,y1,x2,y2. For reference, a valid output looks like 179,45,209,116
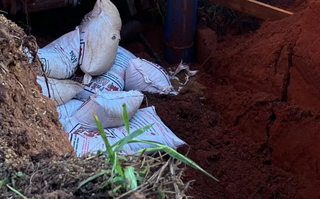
0,14,73,169
1,0,320,198
193,0,320,198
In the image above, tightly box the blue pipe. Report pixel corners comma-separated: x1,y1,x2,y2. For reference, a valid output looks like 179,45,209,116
165,0,198,64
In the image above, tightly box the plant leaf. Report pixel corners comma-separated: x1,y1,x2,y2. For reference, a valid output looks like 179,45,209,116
93,111,114,159
101,181,110,189
136,176,144,182
117,155,127,161
15,172,25,178
77,170,109,189
135,140,219,182
124,166,137,191
112,184,122,193
113,153,124,177
160,191,166,199
6,184,27,199
93,111,124,177
139,166,149,175
0,178,8,188
112,176,125,184
122,103,130,135
137,146,164,153
113,124,154,153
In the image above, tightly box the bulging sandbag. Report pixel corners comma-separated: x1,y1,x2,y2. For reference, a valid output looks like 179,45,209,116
57,99,84,127
83,0,122,29
37,76,84,106
69,90,144,130
66,106,186,156
37,27,80,79
72,46,137,101
78,0,121,78
124,58,174,94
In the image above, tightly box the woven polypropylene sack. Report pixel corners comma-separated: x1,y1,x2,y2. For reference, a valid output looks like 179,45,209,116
57,99,84,127
37,76,84,106
66,106,186,156
37,27,80,79
78,0,121,77
124,58,174,94
72,46,137,101
69,90,144,130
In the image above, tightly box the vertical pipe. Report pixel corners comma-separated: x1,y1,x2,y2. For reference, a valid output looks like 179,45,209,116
165,0,198,64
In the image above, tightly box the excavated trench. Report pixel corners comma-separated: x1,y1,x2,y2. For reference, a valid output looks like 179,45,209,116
2,0,320,198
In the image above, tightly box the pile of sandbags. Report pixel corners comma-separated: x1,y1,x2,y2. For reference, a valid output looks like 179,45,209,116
31,0,183,156
66,106,185,156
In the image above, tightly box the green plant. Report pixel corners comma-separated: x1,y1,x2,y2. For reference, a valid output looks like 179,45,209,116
1,172,27,199
78,103,218,196
78,104,154,194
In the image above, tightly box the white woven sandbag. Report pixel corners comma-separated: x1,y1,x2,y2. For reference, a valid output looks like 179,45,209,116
78,0,121,78
82,0,121,29
57,99,84,127
70,90,144,130
73,46,137,101
37,76,84,106
124,58,174,94
66,106,186,157
37,27,80,79
118,46,137,59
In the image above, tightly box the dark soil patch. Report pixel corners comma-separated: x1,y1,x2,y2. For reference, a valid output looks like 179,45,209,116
143,76,298,199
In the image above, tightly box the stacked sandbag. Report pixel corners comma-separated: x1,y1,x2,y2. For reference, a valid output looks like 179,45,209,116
29,0,185,157
57,99,83,127
78,0,122,82
66,90,144,130
36,27,80,79
34,0,124,119
37,76,84,106
30,27,82,107
72,46,137,101
66,106,186,156
124,58,175,94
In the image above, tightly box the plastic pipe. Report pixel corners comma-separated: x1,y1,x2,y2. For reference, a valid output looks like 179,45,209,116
165,0,198,64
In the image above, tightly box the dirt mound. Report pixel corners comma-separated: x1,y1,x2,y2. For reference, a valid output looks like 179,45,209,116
207,0,320,109
199,0,320,197
2,0,320,197
0,14,73,170
144,84,298,198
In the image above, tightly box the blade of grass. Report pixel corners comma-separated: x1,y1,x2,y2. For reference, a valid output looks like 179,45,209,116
124,166,137,191
134,140,219,182
112,184,122,193
139,166,149,175
160,191,166,199
6,184,27,199
93,111,114,159
15,172,25,178
113,153,124,177
122,103,130,135
78,170,110,189
112,176,125,184
113,124,154,153
93,111,124,177
1,178,8,188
